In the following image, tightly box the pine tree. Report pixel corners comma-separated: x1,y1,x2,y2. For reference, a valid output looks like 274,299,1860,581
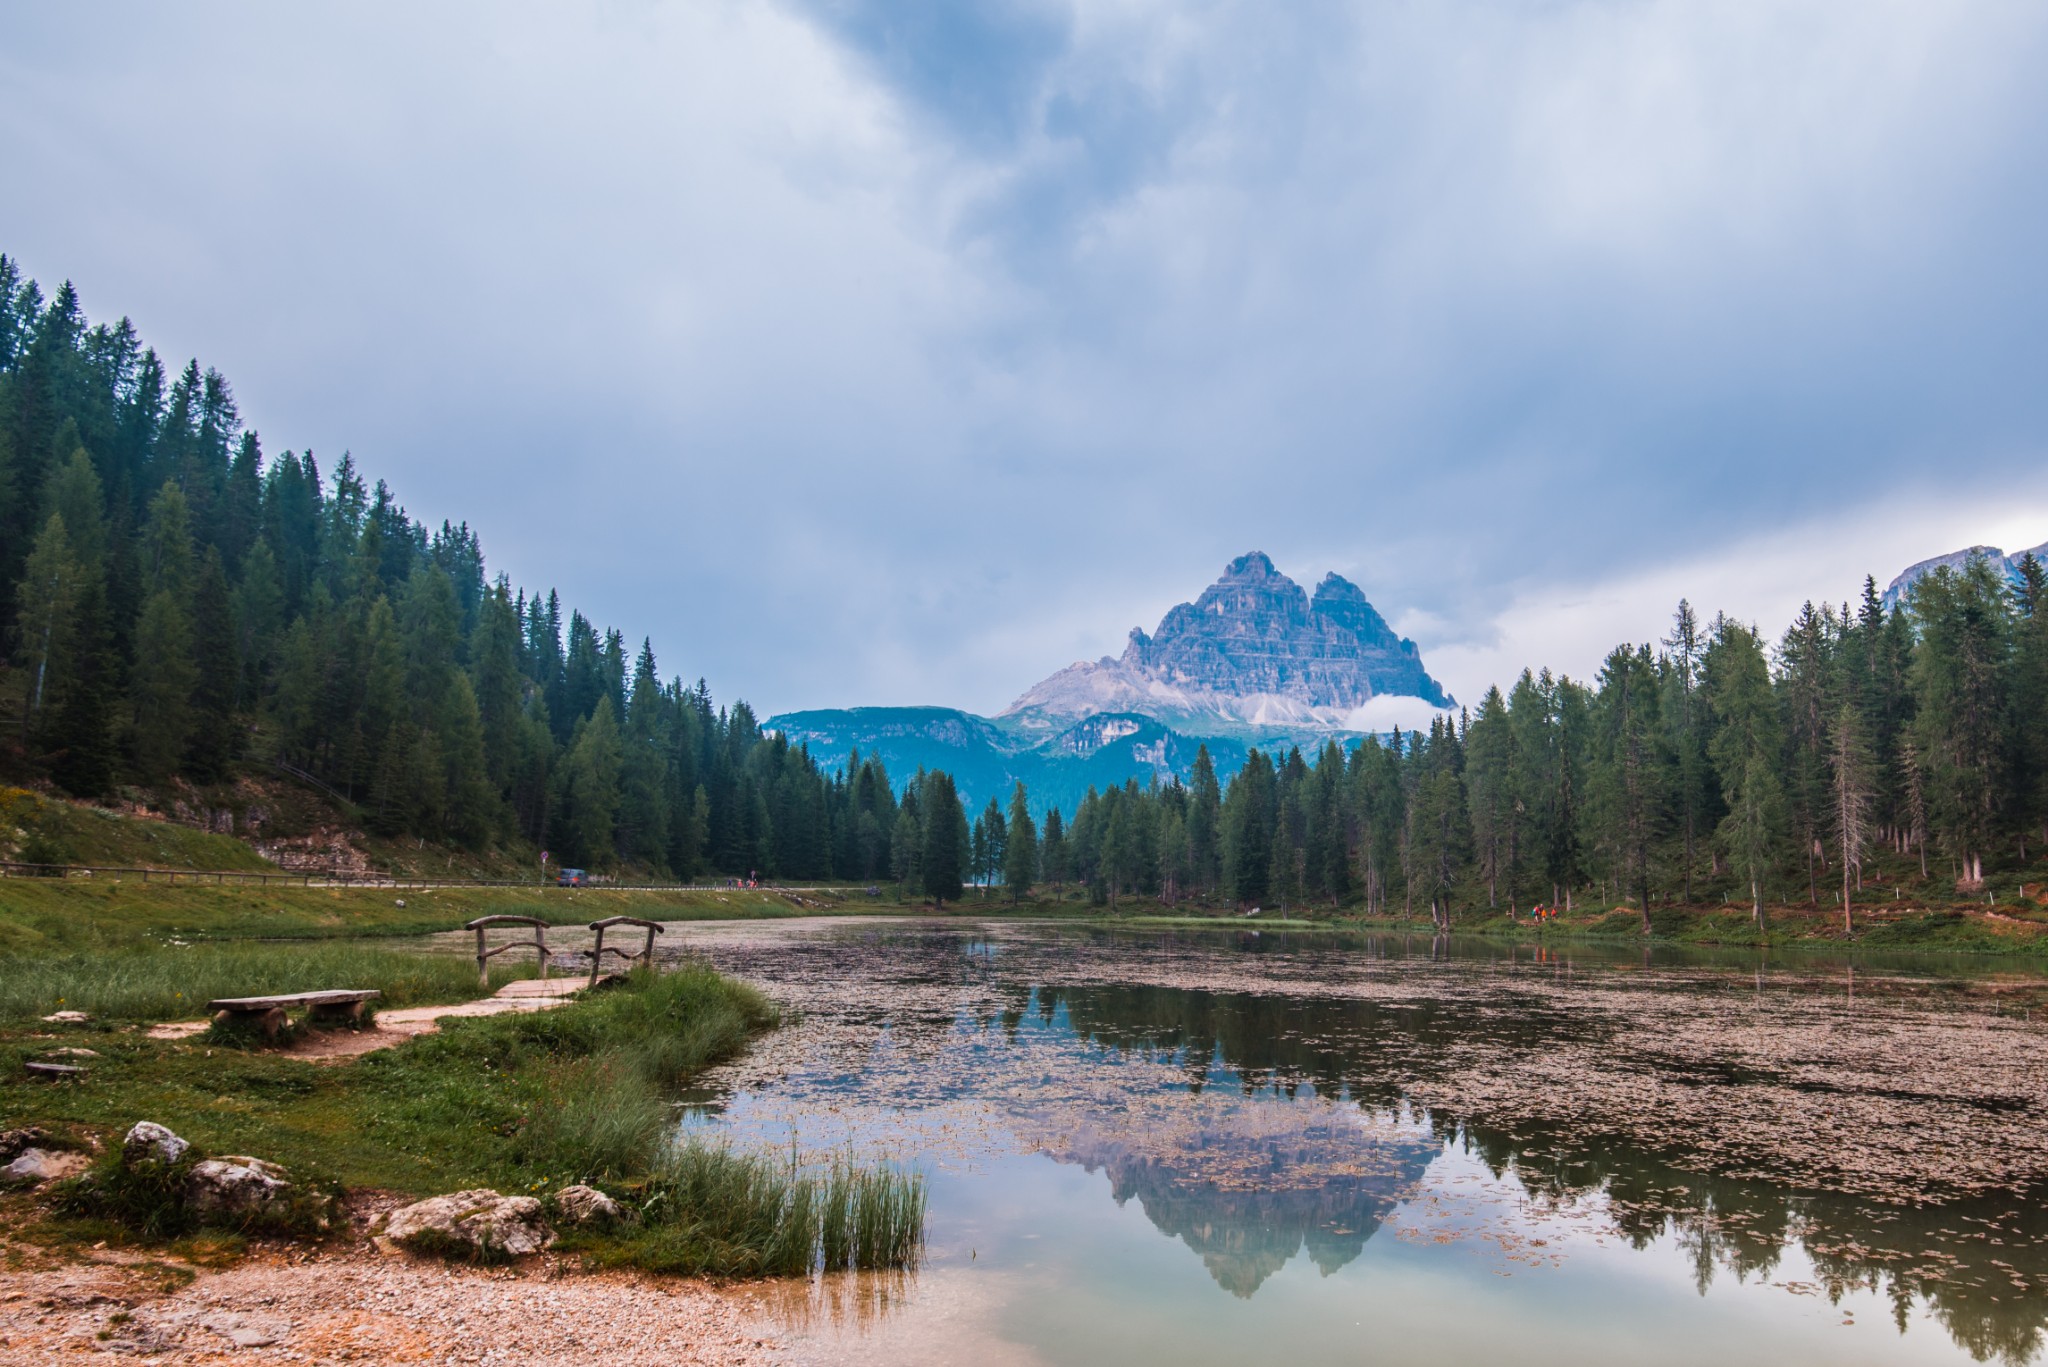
15,512,81,737
1662,599,1713,903
1828,699,1875,932
129,589,198,782
1222,749,1276,907
921,773,965,905
1004,782,1038,901
1040,806,1067,889
232,539,284,706
1463,687,1515,908
1909,558,2012,888
1704,619,1783,929
48,577,117,796
1589,644,1664,930
186,547,240,780
559,696,625,868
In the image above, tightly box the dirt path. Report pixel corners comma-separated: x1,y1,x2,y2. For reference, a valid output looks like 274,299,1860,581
145,977,593,1061
0,1235,780,1365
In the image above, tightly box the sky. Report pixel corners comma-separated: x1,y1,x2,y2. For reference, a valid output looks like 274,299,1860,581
4,0,2047,719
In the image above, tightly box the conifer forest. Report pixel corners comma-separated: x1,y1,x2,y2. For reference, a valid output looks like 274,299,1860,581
3,254,2045,914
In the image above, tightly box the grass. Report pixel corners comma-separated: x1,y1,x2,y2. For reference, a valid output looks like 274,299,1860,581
596,1139,926,1277
0,880,857,956
2,961,925,1276
0,942,518,1023
0,787,276,873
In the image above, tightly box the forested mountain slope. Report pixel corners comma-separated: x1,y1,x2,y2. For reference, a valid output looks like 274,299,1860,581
0,254,913,882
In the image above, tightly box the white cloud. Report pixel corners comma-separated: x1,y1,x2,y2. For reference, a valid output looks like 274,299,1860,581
2,1,2045,715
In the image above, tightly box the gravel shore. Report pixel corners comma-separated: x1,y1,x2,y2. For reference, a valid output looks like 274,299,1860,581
0,1240,781,1366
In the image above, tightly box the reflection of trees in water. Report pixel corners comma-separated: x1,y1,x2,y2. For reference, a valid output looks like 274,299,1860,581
693,924,2048,1363
1020,978,2048,1365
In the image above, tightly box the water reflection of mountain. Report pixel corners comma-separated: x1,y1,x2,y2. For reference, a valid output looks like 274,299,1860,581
1012,974,2048,1364
1050,1117,1439,1297
691,924,2048,1366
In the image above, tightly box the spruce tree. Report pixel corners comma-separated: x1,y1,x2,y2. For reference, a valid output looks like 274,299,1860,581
15,512,80,737
186,547,240,780
48,578,117,796
921,773,965,905
129,589,197,782
1004,782,1038,901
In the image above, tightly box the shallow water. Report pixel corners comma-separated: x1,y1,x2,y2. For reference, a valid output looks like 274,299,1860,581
666,919,2048,1366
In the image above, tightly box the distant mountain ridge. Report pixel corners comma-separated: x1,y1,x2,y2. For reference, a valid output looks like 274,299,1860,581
767,553,1452,813
1002,552,1451,734
1882,540,2048,611
766,705,1248,816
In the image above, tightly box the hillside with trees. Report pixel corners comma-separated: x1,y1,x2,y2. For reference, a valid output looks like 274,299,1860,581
5,252,2044,921
0,254,933,884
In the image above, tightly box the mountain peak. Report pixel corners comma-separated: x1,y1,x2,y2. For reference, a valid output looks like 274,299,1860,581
1002,553,1451,730
1223,551,1280,579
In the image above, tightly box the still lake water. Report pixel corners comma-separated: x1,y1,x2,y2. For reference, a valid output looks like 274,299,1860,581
658,918,2048,1366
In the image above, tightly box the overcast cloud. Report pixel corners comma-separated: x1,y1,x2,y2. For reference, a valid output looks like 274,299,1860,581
4,0,2046,716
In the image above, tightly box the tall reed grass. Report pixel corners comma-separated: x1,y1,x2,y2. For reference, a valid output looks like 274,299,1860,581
602,1138,927,1277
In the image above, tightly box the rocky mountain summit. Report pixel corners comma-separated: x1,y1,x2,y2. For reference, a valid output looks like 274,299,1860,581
1881,540,2048,611
1002,552,1451,733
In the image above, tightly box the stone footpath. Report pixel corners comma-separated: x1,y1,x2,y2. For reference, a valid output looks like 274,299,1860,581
146,977,587,1060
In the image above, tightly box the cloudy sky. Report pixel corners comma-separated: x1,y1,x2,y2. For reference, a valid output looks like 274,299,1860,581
5,0,2047,717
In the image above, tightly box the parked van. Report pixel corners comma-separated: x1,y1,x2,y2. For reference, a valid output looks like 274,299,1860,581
557,867,587,887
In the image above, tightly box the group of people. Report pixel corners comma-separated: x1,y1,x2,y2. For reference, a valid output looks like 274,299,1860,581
1528,903,1561,922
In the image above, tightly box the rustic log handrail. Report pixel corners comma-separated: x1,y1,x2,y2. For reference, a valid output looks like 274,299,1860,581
586,916,665,987
464,915,551,987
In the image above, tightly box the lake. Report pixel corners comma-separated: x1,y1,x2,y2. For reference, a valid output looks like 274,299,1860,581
660,918,2048,1366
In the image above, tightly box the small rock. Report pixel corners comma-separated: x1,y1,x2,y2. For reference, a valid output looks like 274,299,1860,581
185,1156,294,1219
384,1190,556,1259
0,1126,52,1162
1,1148,88,1188
394,898,406,907
45,1047,99,1058
122,1122,190,1167
553,1184,628,1228
41,1010,91,1023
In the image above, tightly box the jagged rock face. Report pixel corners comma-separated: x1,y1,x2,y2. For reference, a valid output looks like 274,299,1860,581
1003,552,1450,731
1882,541,2048,611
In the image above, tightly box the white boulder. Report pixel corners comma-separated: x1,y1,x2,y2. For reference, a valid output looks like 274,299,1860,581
185,1155,295,1219
384,1190,556,1258
122,1121,190,1166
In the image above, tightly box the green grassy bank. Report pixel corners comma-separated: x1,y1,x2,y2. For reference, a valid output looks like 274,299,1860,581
4,966,924,1276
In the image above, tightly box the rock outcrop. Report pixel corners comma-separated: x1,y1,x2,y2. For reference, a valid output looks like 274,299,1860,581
552,1183,628,1228
123,1121,191,1166
384,1190,556,1259
1882,540,2048,611
1002,552,1450,732
184,1156,295,1220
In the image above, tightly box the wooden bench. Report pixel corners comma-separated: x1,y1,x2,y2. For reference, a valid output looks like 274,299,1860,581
466,915,552,988
208,990,381,1038
24,1061,85,1080
586,916,665,988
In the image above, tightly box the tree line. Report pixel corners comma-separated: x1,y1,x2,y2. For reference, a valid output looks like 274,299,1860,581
0,254,960,882
6,254,2044,910
968,564,2048,926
